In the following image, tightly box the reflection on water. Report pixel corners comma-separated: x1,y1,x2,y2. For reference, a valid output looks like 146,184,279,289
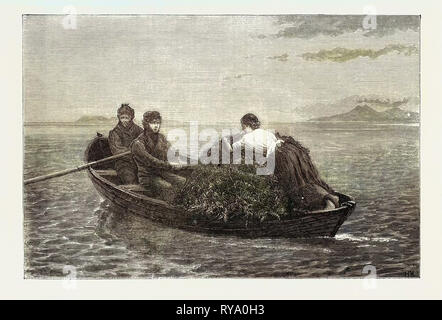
24,122,420,278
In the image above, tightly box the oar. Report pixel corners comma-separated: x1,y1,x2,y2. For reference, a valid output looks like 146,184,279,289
24,151,131,186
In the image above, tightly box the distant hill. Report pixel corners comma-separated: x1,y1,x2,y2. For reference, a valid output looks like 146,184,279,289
310,105,419,123
294,95,419,121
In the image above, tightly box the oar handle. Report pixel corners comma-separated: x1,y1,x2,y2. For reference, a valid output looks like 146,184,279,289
24,151,131,186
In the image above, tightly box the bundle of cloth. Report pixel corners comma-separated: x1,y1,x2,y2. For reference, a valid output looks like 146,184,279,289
274,134,339,212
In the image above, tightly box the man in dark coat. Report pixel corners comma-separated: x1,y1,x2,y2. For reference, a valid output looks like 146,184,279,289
108,103,143,184
131,111,185,200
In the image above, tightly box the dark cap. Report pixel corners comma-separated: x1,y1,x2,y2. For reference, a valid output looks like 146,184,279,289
143,111,162,123
117,103,135,118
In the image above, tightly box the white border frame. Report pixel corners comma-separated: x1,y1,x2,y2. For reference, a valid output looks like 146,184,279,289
2,0,441,299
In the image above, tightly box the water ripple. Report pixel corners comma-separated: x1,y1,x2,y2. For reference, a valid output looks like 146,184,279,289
23,123,420,278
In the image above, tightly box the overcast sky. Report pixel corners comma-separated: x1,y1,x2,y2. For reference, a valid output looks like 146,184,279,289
23,15,420,123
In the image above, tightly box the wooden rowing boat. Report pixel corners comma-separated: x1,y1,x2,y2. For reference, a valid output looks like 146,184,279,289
84,135,356,238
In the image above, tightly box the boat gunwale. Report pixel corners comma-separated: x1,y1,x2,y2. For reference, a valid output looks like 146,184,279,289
87,160,355,227
89,167,174,207
84,135,356,236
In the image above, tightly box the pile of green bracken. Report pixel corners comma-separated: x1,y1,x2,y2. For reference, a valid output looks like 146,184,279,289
173,165,290,223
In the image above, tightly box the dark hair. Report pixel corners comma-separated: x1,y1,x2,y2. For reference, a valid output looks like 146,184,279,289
142,111,162,128
240,113,261,130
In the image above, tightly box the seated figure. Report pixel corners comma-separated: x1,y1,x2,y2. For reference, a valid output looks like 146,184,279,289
108,103,143,184
130,111,186,201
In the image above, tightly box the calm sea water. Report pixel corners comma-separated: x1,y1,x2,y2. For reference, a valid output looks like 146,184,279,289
23,122,420,278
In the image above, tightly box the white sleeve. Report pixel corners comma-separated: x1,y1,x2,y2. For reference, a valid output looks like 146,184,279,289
265,131,278,156
232,131,246,144
232,136,244,152
268,131,277,143
221,136,233,152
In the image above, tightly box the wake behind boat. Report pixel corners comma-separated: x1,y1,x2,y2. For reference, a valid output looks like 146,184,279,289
84,134,356,238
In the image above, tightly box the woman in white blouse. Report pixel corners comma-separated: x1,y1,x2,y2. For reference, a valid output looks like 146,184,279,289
223,113,338,210
223,113,283,165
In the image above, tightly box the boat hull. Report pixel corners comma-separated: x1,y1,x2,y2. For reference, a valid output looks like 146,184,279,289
85,136,356,239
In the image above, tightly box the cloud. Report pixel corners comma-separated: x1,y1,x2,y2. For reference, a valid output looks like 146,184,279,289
300,44,418,63
267,53,289,62
270,15,420,39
